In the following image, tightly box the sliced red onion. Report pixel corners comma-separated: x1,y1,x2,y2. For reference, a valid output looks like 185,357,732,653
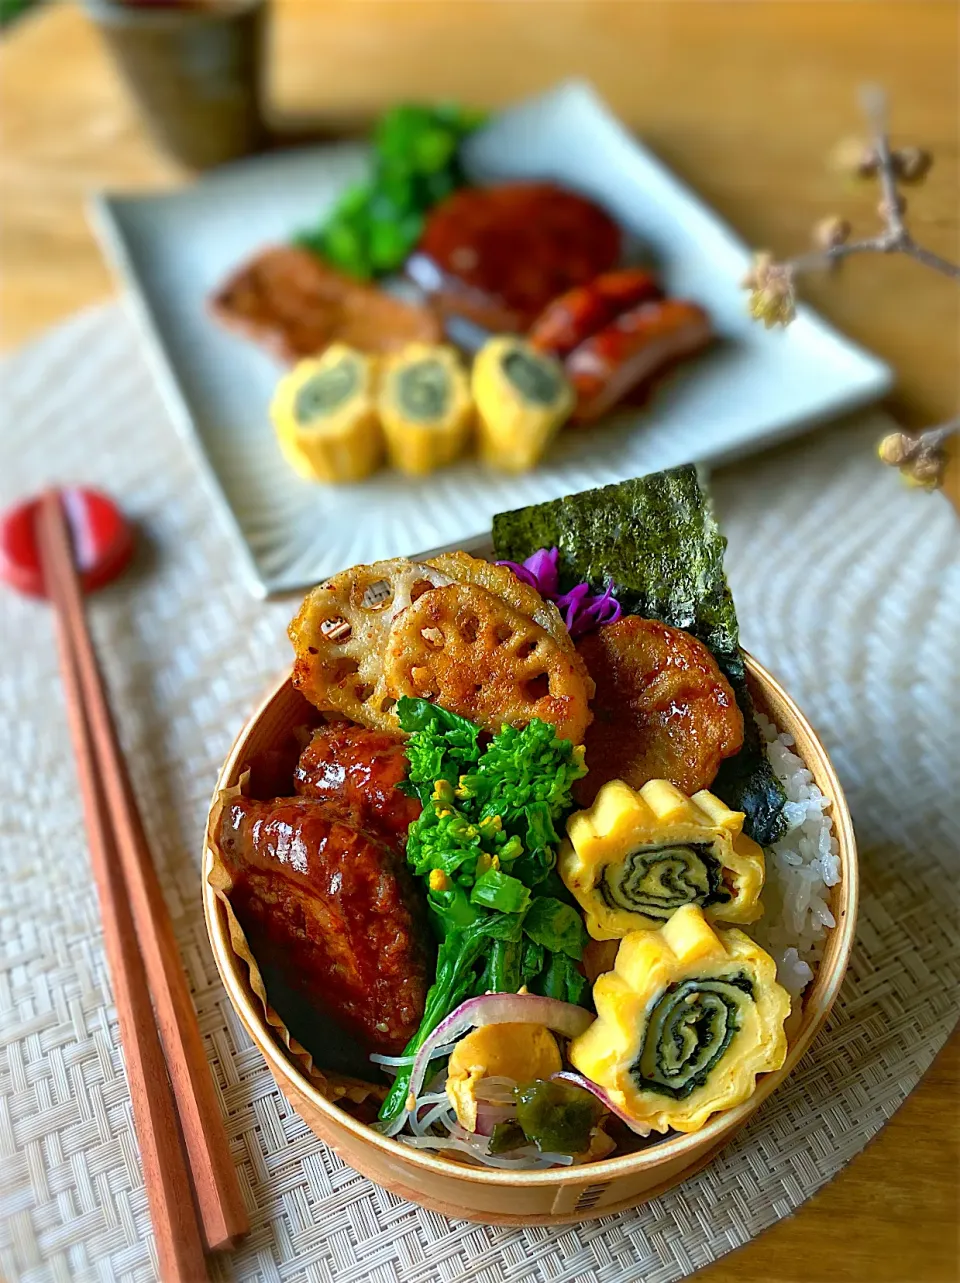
552,1070,653,1137
473,1100,517,1136
390,994,593,1137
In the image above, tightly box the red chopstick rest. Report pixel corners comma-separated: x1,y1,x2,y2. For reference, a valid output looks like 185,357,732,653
0,488,134,599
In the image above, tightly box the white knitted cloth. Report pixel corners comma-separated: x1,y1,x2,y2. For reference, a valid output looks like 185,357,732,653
0,306,957,1283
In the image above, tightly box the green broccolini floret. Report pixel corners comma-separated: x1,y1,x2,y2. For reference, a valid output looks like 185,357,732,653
377,698,590,1128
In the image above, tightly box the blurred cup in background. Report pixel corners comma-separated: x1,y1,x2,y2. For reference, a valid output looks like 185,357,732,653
84,0,268,170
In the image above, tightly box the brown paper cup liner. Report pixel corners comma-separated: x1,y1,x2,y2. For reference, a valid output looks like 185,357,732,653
206,774,384,1108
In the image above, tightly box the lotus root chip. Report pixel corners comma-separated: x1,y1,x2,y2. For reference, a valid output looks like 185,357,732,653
289,558,453,729
574,615,744,804
427,551,594,698
384,582,592,743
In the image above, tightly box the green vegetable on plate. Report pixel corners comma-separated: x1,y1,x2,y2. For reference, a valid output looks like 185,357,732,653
296,102,486,280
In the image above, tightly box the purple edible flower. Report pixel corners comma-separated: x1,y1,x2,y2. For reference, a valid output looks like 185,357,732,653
496,546,620,640
556,580,622,639
497,546,561,598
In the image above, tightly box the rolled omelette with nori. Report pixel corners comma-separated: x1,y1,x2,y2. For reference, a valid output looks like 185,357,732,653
560,779,765,937
569,904,789,1134
473,336,574,472
378,343,473,475
271,344,382,484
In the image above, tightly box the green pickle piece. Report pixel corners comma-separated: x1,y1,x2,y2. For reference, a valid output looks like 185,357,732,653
512,1079,605,1156
487,1120,527,1155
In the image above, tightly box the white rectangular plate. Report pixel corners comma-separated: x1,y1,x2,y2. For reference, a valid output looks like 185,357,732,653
93,80,892,598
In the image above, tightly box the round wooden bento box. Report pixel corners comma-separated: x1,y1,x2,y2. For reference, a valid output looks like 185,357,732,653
202,653,858,1225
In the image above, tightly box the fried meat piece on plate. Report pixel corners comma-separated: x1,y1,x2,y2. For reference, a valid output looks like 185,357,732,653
216,796,430,1054
575,616,743,804
210,246,441,363
407,183,621,333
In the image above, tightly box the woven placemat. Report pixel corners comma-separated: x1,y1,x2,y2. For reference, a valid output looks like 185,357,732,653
0,305,957,1283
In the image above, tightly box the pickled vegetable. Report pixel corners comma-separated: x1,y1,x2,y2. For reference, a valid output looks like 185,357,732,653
513,1079,605,1154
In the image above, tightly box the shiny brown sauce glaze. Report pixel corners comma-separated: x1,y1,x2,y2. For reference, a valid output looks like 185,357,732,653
294,723,422,852
409,183,622,333
217,796,430,1054
575,616,744,805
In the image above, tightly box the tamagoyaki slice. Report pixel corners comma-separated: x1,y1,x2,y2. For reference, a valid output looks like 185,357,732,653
560,778,765,938
270,344,382,484
377,343,474,476
568,904,790,1135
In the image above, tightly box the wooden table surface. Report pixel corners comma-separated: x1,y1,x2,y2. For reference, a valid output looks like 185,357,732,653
1,3,957,1280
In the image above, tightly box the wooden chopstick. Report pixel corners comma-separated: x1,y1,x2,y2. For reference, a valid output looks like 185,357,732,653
37,498,209,1283
37,490,249,1254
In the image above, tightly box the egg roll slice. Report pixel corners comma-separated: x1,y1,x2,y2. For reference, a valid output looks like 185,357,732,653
378,343,474,476
568,904,789,1134
560,779,764,939
270,344,382,484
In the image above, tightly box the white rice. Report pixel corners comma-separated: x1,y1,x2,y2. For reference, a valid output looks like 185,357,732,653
745,713,841,1001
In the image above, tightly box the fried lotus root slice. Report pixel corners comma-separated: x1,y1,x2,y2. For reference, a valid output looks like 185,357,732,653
427,551,571,654
576,616,744,803
427,550,594,702
289,557,454,729
384,582,592,743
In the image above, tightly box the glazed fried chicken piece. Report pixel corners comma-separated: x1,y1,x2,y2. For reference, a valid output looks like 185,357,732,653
217,796,430,1054
407,183,622,333
294,723,421,852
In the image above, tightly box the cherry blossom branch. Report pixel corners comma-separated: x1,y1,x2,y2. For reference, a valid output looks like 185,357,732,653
742,86,960,490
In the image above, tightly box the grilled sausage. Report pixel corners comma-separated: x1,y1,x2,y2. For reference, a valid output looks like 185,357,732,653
566,299,713,422
528,269,663,359
217,796,430,1054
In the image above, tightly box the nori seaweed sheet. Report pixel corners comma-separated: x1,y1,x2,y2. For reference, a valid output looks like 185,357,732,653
492,465,787,845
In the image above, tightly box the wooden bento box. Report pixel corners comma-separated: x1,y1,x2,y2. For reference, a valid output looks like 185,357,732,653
202,651,857,1226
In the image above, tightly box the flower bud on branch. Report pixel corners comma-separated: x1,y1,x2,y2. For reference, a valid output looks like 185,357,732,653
813,216,852,252
742,253,796,327
741,87,959,491
878,421,960,491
